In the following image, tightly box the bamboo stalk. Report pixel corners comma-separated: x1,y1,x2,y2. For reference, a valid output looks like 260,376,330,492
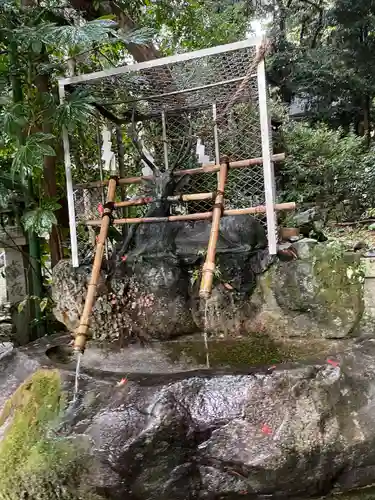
114,192,215,209
73,178,118,354
74,153,286,190
85,202,296,227
199,159,228,299
174,153,285,177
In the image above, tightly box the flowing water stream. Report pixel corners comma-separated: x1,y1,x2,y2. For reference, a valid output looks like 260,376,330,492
73,352,82,402
202,299,210,368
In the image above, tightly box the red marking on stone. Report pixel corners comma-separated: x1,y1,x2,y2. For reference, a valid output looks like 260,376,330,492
121,255,128,262
98,203,104,215
240,491,248,495
117,378,127,386
145,197,153,203
327,359,339,367
224,282,233,290
269,365,277,370
261,424,272,435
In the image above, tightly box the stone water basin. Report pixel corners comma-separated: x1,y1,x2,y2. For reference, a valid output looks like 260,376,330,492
3,332,375,500
45,332,350,376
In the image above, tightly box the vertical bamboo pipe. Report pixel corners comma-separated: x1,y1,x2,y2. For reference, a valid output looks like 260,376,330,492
73,177,118,353
199,157,229,299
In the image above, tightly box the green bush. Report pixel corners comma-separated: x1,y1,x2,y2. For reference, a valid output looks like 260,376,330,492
278,121,375,220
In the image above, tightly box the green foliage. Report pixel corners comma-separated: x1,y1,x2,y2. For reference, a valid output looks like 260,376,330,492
12,133,56,176
279,121,375,219
1,103,27,137
143,0,252,53
267,0,375,131
55,90,96,133
44,19,117,48
22,199,61,237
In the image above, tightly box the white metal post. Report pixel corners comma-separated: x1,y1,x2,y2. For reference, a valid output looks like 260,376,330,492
257,41,277,255
212,103,221,165
161,110,169,170
58,83,79,267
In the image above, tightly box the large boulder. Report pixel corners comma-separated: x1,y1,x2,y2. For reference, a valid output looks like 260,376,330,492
2,334,375,499
191,240,364,342
52,257,196,342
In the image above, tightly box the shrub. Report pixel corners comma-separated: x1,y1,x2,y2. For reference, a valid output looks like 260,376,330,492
278,121,375,220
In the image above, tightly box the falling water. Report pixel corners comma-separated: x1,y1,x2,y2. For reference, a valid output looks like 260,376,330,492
203,299,210,368
73,352,82,402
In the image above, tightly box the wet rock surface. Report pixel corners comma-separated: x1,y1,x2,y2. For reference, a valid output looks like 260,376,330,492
52,211,365,345
2,334,375,499
52,215,270,343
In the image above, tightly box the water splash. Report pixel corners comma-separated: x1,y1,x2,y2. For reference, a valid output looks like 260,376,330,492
73,352,82,403
203,299,210,368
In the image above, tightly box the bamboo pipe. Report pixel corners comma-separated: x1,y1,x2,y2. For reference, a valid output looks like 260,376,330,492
74,153,286,190
85,202,296,226
199,159,228,299
114,192,215,209
73,177,118,354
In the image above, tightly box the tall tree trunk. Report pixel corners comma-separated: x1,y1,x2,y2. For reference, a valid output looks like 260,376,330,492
34,67,64,267
9,37,45,339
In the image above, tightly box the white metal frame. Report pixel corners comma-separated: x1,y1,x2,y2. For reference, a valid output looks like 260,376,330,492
58,35,277,267
58,83,79,268
256,40,278,255
59,37,262,87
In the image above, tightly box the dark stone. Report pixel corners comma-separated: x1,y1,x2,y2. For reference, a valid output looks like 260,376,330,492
291,238,318,259
3,334,375,499
293,207,328,242
265,243,364,338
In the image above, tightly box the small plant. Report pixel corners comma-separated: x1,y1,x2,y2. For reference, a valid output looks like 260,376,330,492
17,294,55,327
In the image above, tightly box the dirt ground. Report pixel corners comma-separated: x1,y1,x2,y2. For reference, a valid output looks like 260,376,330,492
326,223,375,251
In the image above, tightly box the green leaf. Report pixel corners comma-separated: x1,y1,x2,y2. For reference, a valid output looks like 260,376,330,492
41,198,61,212
22,208,57,237
97,14,117,21
368,223,375,231
43,19,117,48
115,27,156,45
2,103,28,138
17,298,28,314
55,90,95,132
39,297,48,313
11,133,56,176
32,40,43,54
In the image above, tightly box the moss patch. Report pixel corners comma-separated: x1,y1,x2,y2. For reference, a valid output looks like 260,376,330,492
0,369,100,500
311,243,364,328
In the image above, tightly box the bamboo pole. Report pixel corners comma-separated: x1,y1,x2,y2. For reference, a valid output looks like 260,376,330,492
114,192,215,209
199,159,228,299
74,153,286,190
85,202,296,227
73,177,118,354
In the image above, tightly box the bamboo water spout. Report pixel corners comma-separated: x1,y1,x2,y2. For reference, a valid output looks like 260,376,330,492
199,158,229,299
73,177,118,354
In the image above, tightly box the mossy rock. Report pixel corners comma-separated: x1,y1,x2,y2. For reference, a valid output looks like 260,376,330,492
267,242,364,338
0,369,100,500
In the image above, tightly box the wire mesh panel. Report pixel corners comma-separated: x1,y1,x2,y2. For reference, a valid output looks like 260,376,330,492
59,37,277,266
